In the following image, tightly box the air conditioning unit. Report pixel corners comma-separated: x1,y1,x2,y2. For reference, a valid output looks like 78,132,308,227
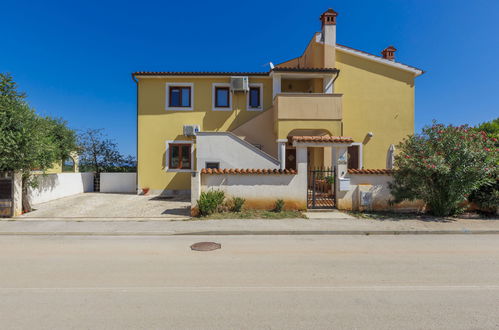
183,125,200,136
230,76,249,92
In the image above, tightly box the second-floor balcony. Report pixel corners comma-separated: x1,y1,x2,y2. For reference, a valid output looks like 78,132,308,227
274,93,343,121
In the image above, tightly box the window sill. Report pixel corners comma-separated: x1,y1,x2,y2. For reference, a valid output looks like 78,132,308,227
166,107,193,111
212,107,232,111
166,168,194,173
247,107,263,111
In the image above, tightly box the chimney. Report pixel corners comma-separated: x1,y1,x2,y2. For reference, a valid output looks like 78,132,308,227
320,8,338,68
381,46,397,61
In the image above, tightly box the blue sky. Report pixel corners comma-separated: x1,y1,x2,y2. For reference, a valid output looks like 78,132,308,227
2,0,498,156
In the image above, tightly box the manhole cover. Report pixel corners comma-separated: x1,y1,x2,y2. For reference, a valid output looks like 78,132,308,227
190,242,221,251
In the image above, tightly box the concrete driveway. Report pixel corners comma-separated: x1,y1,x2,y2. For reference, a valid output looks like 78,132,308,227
20,193,190,219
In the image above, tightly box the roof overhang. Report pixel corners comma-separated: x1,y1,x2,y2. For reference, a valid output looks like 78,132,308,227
336,44,424,76
291,135,354,147
132,72,270,79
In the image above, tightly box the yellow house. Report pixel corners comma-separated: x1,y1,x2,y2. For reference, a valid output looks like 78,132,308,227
133,8,424,198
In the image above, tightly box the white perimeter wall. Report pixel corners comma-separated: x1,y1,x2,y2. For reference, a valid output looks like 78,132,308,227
201,173,307,210
29,173,94,205
100,173,137,193
337,174,423,211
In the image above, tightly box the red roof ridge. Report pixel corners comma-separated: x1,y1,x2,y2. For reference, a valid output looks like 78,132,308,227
347,169,393,175
291,135,354,143
201,168,297,175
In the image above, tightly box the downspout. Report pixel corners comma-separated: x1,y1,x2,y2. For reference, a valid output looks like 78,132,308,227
132,73,139,194
332,69,340,85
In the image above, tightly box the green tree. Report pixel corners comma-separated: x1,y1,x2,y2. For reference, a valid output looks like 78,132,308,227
0,73,77,211
476,117,499,140
77,129,136,173
469,118,499,213
390,122,498,216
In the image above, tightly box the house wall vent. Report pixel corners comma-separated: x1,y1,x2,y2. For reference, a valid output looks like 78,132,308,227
230,76,249,92
183,125,200,136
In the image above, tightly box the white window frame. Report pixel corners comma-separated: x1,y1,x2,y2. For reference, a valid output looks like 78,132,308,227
246,83,263,111
165,140,194,172
166,83,194,111
348,142,363,169
212,83,233,111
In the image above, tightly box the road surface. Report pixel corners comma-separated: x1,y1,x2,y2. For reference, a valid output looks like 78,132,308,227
0,235,498,329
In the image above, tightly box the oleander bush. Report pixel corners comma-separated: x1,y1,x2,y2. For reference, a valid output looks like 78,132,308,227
389,122,498,216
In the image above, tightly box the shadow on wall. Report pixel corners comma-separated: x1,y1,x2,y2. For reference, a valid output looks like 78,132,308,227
202,111,233,131
32,174,59,194
206,175,295,187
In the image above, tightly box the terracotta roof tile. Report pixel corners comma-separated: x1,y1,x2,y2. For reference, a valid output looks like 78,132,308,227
291,135,354,143
201,168,297,175
132,71,269,77
272,67,339,73
348,169,393,175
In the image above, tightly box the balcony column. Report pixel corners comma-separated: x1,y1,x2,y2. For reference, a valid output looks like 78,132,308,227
323,75,334,94
276,139,287,170
272,74,281,101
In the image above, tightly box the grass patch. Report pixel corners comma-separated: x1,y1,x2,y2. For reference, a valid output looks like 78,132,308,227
345,210,498,222
345,211,420,220
197,209,306,220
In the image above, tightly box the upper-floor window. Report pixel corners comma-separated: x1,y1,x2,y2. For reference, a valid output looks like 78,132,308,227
212,83,232,111
166,83,194,111
247,83,263,111
169,87,191,107
215,87,230,108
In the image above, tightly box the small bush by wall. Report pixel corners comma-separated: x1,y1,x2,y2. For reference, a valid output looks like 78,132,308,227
197,190,225,216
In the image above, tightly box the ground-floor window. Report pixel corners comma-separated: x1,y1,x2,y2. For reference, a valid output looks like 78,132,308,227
168,143,192,170
205,162,220,169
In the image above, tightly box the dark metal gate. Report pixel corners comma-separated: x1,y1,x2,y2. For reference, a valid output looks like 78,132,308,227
0,172,13,217
307,167,335,209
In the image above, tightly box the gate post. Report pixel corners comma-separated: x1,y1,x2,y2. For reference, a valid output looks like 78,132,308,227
12,172,22,217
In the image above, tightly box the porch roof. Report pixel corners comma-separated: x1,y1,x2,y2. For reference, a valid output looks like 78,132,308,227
290,135,354,144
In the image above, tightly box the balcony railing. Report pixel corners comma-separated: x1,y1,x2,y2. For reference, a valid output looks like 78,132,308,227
274,93,343,121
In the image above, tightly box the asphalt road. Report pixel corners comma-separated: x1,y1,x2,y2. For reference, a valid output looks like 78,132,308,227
0,235,498,329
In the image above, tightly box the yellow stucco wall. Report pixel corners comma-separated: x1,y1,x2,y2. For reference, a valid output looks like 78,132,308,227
335,50,415,169
137,41,418,193
137,77,273,193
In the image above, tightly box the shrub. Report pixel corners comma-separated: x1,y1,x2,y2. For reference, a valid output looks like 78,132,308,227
469,179,499,214
273,199,285,212
229,197,245,212
389,122,498,216
197,190,225,216
325,175,335,185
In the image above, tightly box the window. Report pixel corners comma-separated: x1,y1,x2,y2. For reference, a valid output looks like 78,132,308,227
249,87,260,108
169,86,191,108
212,84,232,110
215,87,230,108
205,162,220,169
168,143,192,170
166,83,193,110
247,84,263,111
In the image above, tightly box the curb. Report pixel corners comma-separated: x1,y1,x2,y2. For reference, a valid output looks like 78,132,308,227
0,230,499,236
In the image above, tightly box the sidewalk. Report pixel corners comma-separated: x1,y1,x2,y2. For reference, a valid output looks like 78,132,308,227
1,216,498,235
